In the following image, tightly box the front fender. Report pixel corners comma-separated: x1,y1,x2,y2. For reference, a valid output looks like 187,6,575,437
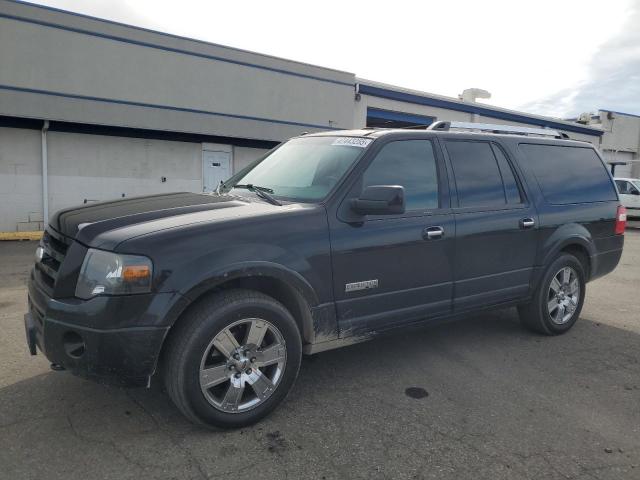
180,260,320,307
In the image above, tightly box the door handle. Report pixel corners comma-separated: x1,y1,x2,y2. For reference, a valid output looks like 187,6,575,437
423,226,444,240
520,218,535,229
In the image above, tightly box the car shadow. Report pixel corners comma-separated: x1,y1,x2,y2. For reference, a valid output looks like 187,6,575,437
1,309,639,479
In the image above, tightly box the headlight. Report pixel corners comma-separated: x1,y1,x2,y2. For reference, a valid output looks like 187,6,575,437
75,249,153,299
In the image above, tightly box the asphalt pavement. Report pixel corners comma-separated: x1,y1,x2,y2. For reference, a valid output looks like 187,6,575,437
0,231,639,479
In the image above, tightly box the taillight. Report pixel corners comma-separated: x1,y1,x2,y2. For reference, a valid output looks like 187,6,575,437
615,205,627,235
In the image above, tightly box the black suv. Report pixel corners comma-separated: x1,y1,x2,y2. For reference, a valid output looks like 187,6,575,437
24,121,626,428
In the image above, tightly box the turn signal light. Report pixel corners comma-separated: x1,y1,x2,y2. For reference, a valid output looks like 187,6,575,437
615,205,627,235
123,265,151,282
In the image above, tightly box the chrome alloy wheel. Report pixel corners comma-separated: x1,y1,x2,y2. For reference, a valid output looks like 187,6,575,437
199,318,287,413
547,266,580,325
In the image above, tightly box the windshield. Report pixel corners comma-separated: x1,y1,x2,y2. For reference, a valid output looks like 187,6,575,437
227,136,371,201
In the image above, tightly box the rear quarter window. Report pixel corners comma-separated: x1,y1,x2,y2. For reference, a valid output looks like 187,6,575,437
519,144,617,204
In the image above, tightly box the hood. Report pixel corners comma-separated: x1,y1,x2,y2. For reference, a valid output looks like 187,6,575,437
50,192,279,249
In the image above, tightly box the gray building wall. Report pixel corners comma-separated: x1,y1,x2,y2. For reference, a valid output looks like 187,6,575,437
0,128,43,231
596,111,640,178
0,0,611,233
0,0,356,141
0,0,355,231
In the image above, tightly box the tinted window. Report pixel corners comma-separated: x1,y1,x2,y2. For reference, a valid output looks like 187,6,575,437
446,141,505,207
520,144,617,204
362,140,438,210
492,144,522,204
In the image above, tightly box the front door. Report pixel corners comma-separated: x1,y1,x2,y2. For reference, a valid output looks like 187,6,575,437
329,138,455,334
203,149,232,193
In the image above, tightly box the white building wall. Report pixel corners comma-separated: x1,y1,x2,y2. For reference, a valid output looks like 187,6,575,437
0,128,214,231
601,151,634,177
233,146,270,173
599,113,640,152
0,127,43,231
597,112,640,177
46,132,203,216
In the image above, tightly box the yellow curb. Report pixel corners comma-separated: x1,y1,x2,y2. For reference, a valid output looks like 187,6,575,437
0,231,43,241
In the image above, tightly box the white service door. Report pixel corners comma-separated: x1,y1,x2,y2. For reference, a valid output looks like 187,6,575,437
203,150,232,193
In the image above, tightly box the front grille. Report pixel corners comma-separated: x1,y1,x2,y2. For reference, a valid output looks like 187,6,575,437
35,229,70,293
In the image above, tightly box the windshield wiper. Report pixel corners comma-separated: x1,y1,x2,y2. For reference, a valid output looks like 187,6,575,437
232,184,282,206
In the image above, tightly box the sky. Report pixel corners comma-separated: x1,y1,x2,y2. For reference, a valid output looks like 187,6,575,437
26,0,640,119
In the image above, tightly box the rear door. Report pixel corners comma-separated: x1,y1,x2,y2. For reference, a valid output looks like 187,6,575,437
329,137,455,334
442,139,538,311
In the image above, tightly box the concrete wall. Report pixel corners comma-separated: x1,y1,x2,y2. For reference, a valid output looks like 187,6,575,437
602,150,634,177
0,128,212,231
46,132,203,216
0,126,272,231
597,111,640,178
0,128,43,231
0,0,356,142
599,112,640,153
234,146,270,173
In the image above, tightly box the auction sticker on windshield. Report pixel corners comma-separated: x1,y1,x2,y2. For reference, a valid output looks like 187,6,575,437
331,137,372,148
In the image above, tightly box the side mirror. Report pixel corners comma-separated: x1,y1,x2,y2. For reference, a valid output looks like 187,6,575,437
351,185,405,216
632,190,640,196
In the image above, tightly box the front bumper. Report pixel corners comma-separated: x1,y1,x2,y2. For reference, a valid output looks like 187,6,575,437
26,269,183,387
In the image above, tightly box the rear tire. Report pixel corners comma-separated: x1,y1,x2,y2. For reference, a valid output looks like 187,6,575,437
518,253,586,335
163,289,302,429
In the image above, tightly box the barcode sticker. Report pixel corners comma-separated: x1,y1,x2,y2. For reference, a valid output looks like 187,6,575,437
331,137,372,148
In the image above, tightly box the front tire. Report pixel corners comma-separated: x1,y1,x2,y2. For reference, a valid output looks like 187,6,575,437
518,253,586,335
163,289,302,429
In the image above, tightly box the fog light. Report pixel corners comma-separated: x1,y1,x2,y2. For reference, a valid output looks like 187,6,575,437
63,331,85,358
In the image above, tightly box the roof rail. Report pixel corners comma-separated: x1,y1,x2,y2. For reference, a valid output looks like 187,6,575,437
427,121,569,139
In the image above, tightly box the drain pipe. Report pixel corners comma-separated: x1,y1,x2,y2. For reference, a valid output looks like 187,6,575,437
41,120,50,228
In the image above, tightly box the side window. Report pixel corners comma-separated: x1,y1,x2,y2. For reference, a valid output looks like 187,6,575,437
616,180,638,195
362,140,439,211
616,180,629,194
492,144,523,204
445,141,506,208
519,144,617,204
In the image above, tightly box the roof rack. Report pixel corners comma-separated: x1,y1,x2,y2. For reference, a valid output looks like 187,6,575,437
427,121,569,139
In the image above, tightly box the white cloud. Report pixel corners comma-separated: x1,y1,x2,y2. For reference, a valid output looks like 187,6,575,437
27,0,638,117
521,0,640,117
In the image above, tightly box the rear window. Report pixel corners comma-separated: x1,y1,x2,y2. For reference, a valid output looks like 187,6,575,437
519,144,617,204
445,140,522,208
